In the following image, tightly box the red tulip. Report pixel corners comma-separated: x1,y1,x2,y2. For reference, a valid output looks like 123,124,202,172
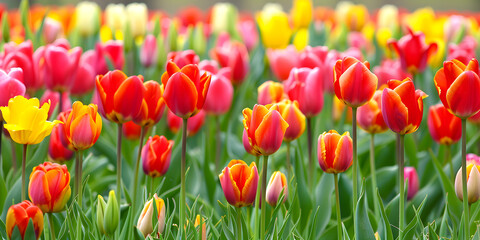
142,135,174,177
334,56,378,108
373,59,411,86
71,50,96,96
140,34,158,68
404,167,419,200
40,90,72,119
357,90,388,134
161,61,211,118
95,40,125,75
0,68,25,109
317,130,353,174
2,40,41,93
210,41,249,85
95,70,145,123
284,67,323,117
388,28,438,74
203,73,233,115
43,40,82,92
219,159,258,207
6,200,44,240
167,50,200,69
428,104,461,145
381,78,427,135
266,46,299,81
257,80,285,105
134,80,166,127
167,109,206,136
434,58,480,118
122,121,142,140
48,123,74,163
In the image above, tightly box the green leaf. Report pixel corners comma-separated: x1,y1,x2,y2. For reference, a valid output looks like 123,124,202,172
376,190,393,240
10,225,22,240
355,182,375,240
0,218,6,240
23,219,36,240
342,223,351,240
313,173,334,237
19,0,33,41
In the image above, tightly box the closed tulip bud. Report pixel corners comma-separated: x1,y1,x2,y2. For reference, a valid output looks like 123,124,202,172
211,3,238,36
71,50,96,96
404,167,419,200
96,70,145,123
105,4,126,33
277,100,306,141
96,194,107,234
388,28,438,74
455,163,480,204
318,130,353,174
243,104,288,155
140,35,158,68
137,194,166,237
126,3,147,38
284,68,324,117
238,19,259,51
382,78,427,135
1,96,61,145
211,41,249,85
203,73,234,115
43,42,82,92
29,162,71,213
219,160,259,207
40,90,71,119
434,58,480,119
122,121,142,140
167,50,200,69
373,60,411,86
74,1,100,36
104,190,119,235
2,40,41,93
257,6,292,49
357,91,388,134
167,109,206,136
95,41,125,75
334,56,378,108
48,124,74,163
428,104,461,145
257,80,285,105
0,68,25,114
266,171,288,206
291,0,312,29
64,101,102,151
43,18,63,44
161,61,211,118
6,200,44,240
134,81,165,128
266,46,299,81
142,135,174,177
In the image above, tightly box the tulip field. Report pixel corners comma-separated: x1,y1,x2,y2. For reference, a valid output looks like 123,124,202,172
2,0,480,239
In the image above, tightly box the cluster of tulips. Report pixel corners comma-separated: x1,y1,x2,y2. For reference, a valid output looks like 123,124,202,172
1,0,480,239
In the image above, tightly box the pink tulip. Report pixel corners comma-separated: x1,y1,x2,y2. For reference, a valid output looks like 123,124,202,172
266,171,288,206
373,59,411,86
203,73,233,115
43,40,82,92
0,68,25,108
1,40,41,93
238,19,258,51
210,41,249,85
71,50,96,96
242,129,259,156
444,15,470,43
95,41,125,75
298,46,340,92
257,80,285,105
198,60,220,74
404,167,419,200
140,34,158,68
40,90,72,119
267,45,299,81
284,67,323,117
167,50,199,68
43,18,63,44
447,36,477,65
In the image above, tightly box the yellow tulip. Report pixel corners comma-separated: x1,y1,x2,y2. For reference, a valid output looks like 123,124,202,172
377,5,398,30
335,2,369,32
257,5,292,49
0,96,61,145
293,28,308,50
73,1,101,37
291,0,313,30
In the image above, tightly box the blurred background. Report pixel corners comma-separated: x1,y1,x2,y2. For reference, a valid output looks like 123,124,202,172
2,0,480,12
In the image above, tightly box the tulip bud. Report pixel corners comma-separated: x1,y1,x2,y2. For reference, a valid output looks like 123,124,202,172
105,3,126,33
404,167,419,200
377,5,399,30
104,190,120,234
6,200,44,240
257,81,285,105
142,135,174,177
427,104,462,145
43,18,63,44
74,1,101,36
137,194,166,237
210,41,249,85
455,163,480,204
284,67,324,117
126,3,148,38
96,194,107,234
123,121,142,140
317,130,353,174
291,0,313,30
203,73,234,115
211,3,238,35
257,5,292,49
266,171,288,206
219,160,259,207
357,91,388,134
71,50,96,96
277,100,306,142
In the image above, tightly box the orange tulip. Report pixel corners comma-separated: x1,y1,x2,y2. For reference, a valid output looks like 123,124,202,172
64,101,102,151
134,80,165,128
317,130,353,174
28,162,71,213
242,104,289,156
6,200,44,240
334,56,378,108
161,61,211,118
277,100,305,141
434,58,480,119
381,78,427,135
357,90,388,134
428,104,461,145
257,80,285,105
219,160,259,207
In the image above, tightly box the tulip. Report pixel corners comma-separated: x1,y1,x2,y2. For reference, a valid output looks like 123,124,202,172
447,36,477,66
428,104,461,145
242,129,259,157
277,100,305,142
238,19,259,51
161,61,211,119
166,50,200,69
357,91,388,134
0,68,25,113
388,28,438,74
198,60,220,74
333,56,378,108
284,68,324,117
122,121,142,140
142,135,174,177
381,78,426,135
2,40,41,93
134,81,165,128
167,109,206,136
298,46,340,92
404,167,419,200
126,3,147,38
335,2,369,32
6,200,44,240
74,1,100,37
64,101,102,151
211,3,238,37
257,81,285,105
29,162,71,213
137,194,166,237
97,190,119,235
94,41,125,75
211,41,249,85
266,46,299,81
317,130,353,174
71,50,96,96
140,35,158,68
40,90,71,119
444,15,470,43
43,18,63,44
455,163,480,204
266,171,288,206
203,73,233,115
96,70,145,123
219,160,259,207
105,3,126,33
434,58,480,119
291,0,312,30
43,42,82,92
48,124,74,163
376,5,399,30
256,6,292,49
373,59,411,86
178,7,204,28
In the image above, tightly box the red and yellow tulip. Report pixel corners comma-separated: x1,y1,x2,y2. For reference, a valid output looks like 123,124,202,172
357,91,388,134
6,200,44,240
64,101,102,151
219,160,259,207
427,104,461,145
317,130,353,174
142,135,174,178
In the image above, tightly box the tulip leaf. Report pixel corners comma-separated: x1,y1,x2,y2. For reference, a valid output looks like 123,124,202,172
404,134,419,168
342,223,351,240
19,0,33,41
313,173,334,238
355,182,375,240
1,178,21,220
403,195,427,240
293,146,312,232
10,225,22,240
1,12,9,44
0,219,6,240
0,172,6,213
376,189,393,240
23,219,36,240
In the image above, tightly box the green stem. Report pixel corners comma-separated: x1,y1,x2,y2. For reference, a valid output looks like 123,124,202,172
75,151,83,206
180,118,188,236
286,142,291,181
307,117,314,193
116,123,123,218
352,107,358,225
398,134,405,239
150,176,155,197
369,134,379,218
48,213,56,240
334,174,342,239
260,155,269,240
215,116,221,173
236,207,242,240
445,145,454,182
10,139,17,173
461,119,469,239
21,144,27,201
254,156,261,240
132,127,146,215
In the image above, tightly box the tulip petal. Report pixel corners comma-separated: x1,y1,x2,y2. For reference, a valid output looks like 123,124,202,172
241,163,258,206
332,133,353,173
446,71,480,118
382,88,408,134
254,109,288,155
219,166,239,206
467,166,480,203
163,72,198,118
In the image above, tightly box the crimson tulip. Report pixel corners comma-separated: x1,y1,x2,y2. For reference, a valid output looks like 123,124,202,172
43,40,82,92
203,73,233,115
95,41,125,75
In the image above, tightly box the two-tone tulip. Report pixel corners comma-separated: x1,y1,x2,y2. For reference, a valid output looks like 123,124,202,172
381,78,427,135
404,167,419,200
161,61,211,119
277,100,305,142
284,68,323,117
266,46,299,81
203,72,233,116
242,104,289,156
455,163,480,204
6,200,44,240
96,70,145,123
357,90,388,134
28,162,71,212
257,81,285,105
219,160,259,207
266,171,288,206
210,41,249,85
64,101,102,151
428,104,461,145
167,109,206,136
317,130,353,174
434,58,480,119
142,135,174,177
137,193,166,237
134,81,165,128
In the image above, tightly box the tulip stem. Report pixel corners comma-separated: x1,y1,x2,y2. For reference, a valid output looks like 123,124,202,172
260,155,268,240
253,156,260,240
397,134,405,239
48,212,56,240
369,134,379,218
11,139,18,173
445,145,454,182
352,107,358,229
334,174,342,239
21,144,27,201
75,151,83,206
116,123,123,208
180,118,188,237
215,116,221,173
236,207,242,240
286,142,291,181
132,127,146,217
307,117,314,193
461,119,469,239
58,91,63,114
